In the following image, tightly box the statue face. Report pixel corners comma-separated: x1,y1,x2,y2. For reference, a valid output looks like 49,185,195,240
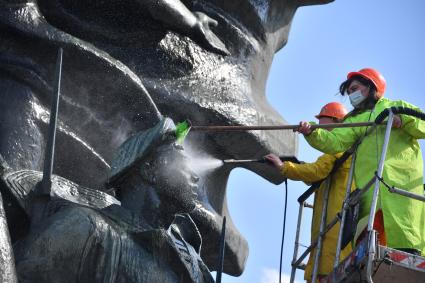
144,143,199,214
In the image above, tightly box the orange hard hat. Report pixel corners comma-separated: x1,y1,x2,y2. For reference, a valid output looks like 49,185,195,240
347,68,386,97
315,102,348,120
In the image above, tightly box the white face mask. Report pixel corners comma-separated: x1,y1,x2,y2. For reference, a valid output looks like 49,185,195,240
348,90,366,107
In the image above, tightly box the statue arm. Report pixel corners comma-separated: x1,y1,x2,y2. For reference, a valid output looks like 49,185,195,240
142,0,229,55
144,0,198,34
13,207,98,282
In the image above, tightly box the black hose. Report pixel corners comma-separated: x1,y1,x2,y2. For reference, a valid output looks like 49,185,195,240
374,106,425,124
216,216,226,283
375,106,425,196
297,182,321,204
279,179,288,283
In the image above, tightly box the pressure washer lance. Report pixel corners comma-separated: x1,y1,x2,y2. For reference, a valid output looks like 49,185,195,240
191,121,378,132
175,120,381,143
222,156,301,165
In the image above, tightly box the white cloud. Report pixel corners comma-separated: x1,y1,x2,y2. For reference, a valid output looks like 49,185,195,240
260,268,304,283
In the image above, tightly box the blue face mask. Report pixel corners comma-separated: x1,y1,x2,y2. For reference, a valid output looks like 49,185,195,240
348,90,366,107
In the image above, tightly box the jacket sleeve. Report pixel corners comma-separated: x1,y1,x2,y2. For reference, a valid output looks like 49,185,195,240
397,100,425,139
304,121,358,154
281,154,336,183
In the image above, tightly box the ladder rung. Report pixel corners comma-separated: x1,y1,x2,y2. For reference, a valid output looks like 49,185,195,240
304,202,314,209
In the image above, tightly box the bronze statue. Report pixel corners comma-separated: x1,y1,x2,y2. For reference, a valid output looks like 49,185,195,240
0,0,333,280
4,118,213,282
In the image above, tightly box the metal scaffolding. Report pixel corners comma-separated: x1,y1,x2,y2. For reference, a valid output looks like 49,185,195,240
290,109,425,283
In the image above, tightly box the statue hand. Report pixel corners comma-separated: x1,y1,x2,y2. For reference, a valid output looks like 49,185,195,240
191,12,230,56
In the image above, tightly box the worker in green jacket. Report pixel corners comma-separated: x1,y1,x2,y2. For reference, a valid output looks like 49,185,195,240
296,68,425,256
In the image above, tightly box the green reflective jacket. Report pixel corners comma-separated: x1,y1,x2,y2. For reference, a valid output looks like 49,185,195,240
305,98,425,255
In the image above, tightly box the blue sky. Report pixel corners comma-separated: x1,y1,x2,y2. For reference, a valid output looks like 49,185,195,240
223,1,425,282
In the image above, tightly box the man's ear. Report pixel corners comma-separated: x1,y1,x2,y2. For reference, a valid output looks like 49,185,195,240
139,160,156,185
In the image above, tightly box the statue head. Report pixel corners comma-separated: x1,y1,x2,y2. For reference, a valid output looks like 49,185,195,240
109,118,199,218
0,0,333,275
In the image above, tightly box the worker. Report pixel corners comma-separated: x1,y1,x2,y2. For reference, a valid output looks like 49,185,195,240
296,68,425,256
265,102,355,282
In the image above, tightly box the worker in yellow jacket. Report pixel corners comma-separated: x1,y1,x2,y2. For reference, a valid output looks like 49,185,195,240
265,102,355,282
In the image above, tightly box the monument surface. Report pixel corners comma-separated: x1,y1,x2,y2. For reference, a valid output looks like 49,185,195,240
0,0,333,281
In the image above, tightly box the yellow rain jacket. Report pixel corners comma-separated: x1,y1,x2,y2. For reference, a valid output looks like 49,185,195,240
305,98,425,255
282,153,355,281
